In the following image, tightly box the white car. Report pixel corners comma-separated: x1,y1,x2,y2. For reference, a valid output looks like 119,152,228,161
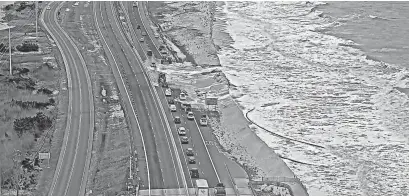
139,37,144,42
187,112,194,120
142,32,147,36
199,118,207,126
46,6,51,10
178,127,186,136
180,92,186,100
74,2,79,6
154,33,159,38
165,88,172,96
170,104,177,112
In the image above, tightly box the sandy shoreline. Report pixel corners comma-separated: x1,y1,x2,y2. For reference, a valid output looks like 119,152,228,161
147,1,309,195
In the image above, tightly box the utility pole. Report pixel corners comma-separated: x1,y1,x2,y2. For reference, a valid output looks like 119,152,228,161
0,166,2,196
9,27,12,76
35,1,38,42
13,150,22,196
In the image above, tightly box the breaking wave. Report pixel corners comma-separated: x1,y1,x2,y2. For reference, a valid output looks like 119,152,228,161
214,1,409,196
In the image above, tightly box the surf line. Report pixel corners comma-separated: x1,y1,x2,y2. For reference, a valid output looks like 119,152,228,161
245,108,325,149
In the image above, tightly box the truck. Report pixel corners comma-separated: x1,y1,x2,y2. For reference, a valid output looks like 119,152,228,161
214,183,226,196
196,179,209,196
158,72,167,87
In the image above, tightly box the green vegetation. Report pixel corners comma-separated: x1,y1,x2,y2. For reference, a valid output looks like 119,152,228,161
15,2,35,12
16,42,39,52
13,112,53,138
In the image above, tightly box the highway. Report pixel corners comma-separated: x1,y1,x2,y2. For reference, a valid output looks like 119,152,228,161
40,2,94,196
126,1,223,188
93,1,191,193
127,1,249,189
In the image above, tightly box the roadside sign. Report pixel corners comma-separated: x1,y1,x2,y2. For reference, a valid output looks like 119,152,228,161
205,97,218,105
39,152,50,168
39,152,50,159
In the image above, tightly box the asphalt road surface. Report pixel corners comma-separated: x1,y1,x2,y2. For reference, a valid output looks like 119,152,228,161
41,2,94,196
94,2,191,193
128,1,249,188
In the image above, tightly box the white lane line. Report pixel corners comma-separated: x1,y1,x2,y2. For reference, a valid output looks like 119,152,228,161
93,2,151,195
51,3,85,196
123,2,194,188
107,2,176,188
53,2,95,195
117,2,189,190
41,3,74,196
192,117,220,182
136,1,222,183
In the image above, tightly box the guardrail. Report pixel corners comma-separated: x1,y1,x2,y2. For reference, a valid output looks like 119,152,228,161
225,163,240,196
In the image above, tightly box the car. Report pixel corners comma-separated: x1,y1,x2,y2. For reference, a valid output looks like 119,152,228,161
180,136,188,144
159,45,165,50
46,6,51,10
200,118,207,126
186,148,194,156
178,127,186,136
74,2,79,6
139,37,144,42
185,107,192,114
142,31,147,36
188,156,196,164
165,88,172,96
161,51,168,55
154,33,159,38
190,168,199,178
151,62,156,67
170,104,177,112
187,112,195,120
137,25,141,29
180,92,186,100
133,2,138,7
168,99,175,104
174,116,181,124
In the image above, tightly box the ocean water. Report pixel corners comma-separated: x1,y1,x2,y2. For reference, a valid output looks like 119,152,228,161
214,1,409,196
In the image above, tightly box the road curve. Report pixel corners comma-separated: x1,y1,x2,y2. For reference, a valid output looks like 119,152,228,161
93,2,190,192
129,1,249,189
41,2,94,196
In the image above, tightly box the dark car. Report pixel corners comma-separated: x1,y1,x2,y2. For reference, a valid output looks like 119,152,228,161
174,116,181,124
180,136,188,144
188,157,196,164
186,148,194,156
190,168,199,178
168,99,175,104
185,107,192,114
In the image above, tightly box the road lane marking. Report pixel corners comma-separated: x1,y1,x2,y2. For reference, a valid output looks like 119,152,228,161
93,2,151,195
41,3,75,196
107,2,174,188
51,2,95,195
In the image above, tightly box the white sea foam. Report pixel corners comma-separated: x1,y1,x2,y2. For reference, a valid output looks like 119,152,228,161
215,1,409,196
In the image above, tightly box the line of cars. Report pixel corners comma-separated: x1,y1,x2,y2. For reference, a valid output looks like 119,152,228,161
165,88,208,178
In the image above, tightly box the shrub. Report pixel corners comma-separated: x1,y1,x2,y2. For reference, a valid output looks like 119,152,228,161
16,42,39,52
11,98,56,110
16,2,27,12
4,4,13,11
13,112,52,137
8,76,36,90
37,88,53,95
